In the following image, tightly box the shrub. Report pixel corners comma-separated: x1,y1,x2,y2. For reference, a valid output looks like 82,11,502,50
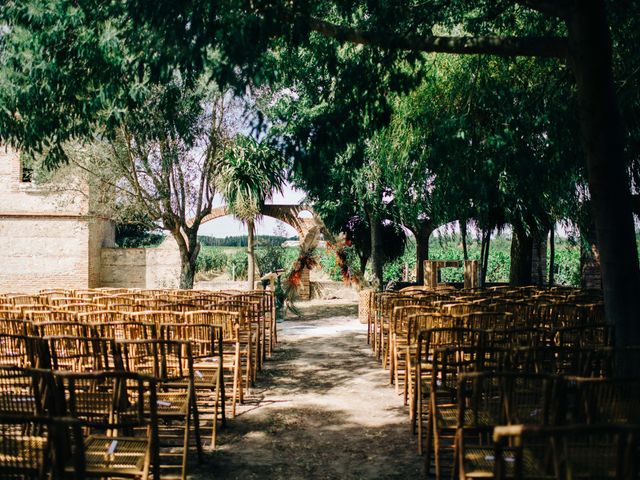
256,245,287,274
227,251,248,280
318,249,341,281
196,248,228,273
319,246,361,282
553,246,581,286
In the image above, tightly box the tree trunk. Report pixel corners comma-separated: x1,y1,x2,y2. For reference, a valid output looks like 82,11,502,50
359,255,368,275
580,224,602,290
247,218,256,290
179,255,196,289
479,230,486,287
567,1,640,346
414,223,432,285
480,229,491,288
510,225,534,286
548,225,555,286
461,220,469,261
367,209,384,290
176,232,200,290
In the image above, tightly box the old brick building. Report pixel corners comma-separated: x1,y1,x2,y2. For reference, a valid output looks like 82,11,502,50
0,145,180,292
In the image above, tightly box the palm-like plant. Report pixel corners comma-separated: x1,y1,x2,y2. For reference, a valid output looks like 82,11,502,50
216,136,286,289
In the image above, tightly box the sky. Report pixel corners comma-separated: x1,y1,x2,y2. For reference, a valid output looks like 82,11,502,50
199,182,307,238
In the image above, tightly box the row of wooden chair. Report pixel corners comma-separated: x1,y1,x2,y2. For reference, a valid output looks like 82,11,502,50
1,289,278,415
0,334,212,479
0,288,278,479
1,287,277,360
0,368,160,479
362,285,640,479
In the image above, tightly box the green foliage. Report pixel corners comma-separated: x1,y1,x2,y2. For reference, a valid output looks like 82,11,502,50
196,248,228,274
198,235,295,247
115,223,164,248
227,251,248,281
318,249,341,282
382,234,582,287
255,244,287,274
216,136,286,222
553,246,581,287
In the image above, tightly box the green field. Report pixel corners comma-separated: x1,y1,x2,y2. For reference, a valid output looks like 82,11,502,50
197,235,582,286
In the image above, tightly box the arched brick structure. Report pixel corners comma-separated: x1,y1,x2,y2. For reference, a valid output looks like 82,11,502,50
200,204,323,240
201,204,328,299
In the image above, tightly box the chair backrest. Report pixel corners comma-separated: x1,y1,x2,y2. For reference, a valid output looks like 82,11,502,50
456,311,513,331
488,326,551,349
77,310,122,323
161,323,223,363
508,345,598,376
0,318,32,336
118,339,194,382
192,310,240,340
570,376,640,424
0,413,85,479
417,327,486,363
554,324,614,349
0,333,44,368
0,366,57,416
36,321,91,338
22,310,53,322
127,310,183,328
53,370,157,428
45,336,119,372
91,321,157,341
493,424,640,480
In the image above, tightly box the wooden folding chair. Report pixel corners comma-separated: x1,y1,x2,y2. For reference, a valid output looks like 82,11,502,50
45,336,120,373
0,413,85,479
54,371,160,479
493,424,640,480
455,372,562,480
0,366,57,417
414,327,486,455
162,323,225,448
117,339,202,479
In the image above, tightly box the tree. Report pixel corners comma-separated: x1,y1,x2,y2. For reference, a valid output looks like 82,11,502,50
87,81,229,288
216,136,286,290
1,0,639,345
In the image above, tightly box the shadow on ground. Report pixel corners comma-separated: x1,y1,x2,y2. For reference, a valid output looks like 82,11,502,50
191,300,424,479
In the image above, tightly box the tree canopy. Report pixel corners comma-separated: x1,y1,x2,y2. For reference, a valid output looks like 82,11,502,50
1,0,640,344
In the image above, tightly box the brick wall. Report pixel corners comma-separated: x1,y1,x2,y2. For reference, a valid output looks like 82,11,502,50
145,236,181,288
0,216,90,292
100,236,181,288
0,145,88,215
88,219,116,288
0,145,117,292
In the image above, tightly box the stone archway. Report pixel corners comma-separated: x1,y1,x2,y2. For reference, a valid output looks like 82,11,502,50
200,204,324,243
200,204,328,298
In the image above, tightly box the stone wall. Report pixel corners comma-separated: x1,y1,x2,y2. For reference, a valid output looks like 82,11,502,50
88,219,116,288
0,216,91,292
0,145,105,292
0,145,88,215
100,236,181,289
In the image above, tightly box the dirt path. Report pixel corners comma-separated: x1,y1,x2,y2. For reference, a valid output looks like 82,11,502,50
194,299,424,479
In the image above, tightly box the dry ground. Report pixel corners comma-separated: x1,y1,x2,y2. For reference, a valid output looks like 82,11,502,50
192,299,424,479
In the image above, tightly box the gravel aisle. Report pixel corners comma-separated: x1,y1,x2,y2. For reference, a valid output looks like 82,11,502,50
194,300,424,479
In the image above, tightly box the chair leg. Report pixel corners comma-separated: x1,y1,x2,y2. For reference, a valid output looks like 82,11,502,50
424,403,434,477
417,380,423,453
181,401,192,480
191,390,204,463
210,382,219,448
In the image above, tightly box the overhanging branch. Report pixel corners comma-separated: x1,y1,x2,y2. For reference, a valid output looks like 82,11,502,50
297,15,568,58
514,0,573,19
